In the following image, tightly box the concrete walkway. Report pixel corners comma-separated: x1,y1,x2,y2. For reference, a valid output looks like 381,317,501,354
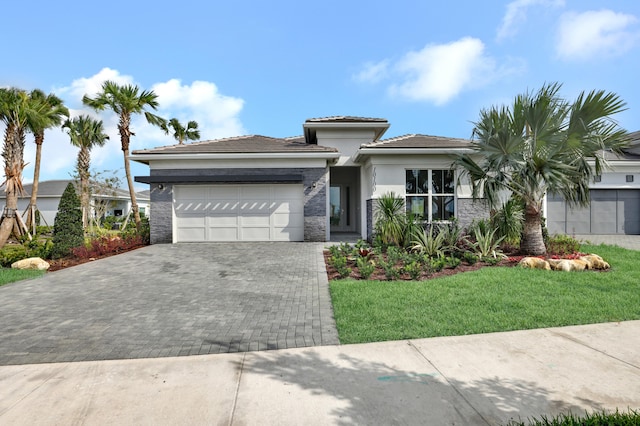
0,243,338,365
1,321,638,425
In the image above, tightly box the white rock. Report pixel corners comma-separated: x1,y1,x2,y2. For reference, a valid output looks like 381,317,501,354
11,257,50,271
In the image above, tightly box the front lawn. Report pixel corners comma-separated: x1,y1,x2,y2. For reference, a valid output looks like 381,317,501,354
0,268,45,287
329,244,640,344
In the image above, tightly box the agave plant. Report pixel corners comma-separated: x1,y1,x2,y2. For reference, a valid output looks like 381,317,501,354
410,225,448,258
466,222,506,259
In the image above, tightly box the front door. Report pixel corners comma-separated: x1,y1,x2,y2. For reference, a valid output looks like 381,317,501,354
330,184,354,232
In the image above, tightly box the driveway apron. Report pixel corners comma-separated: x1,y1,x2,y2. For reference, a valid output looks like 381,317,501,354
0,243,339,365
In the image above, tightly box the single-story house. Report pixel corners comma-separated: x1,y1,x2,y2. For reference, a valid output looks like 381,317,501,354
0,179,150,227
546,130,640,235
131,117,640,244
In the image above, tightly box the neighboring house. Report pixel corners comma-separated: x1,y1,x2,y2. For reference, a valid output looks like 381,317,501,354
131,117,640,244
546,130,640,235
0,179,150,227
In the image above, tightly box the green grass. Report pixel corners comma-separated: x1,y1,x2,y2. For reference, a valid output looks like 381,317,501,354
0,268,45,286
506,408,640,425
329,244,640,344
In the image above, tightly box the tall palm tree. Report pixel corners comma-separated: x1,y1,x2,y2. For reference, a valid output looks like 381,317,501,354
25,90,69,232
82,81,166,229
454,83,628,255
0,88,43,247
163,118,200,144
63,115,109,228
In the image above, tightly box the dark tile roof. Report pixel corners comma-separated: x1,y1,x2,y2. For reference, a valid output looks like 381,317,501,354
305,116,388,123
622,130,640,157
0,179,148,200
132,135,338,155
363,134,472,149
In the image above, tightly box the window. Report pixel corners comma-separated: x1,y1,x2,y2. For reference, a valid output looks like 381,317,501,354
405,169,455,221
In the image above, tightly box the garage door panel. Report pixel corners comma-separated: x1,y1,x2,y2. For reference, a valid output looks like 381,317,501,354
206,227,239,241
176,227,207,242
174,184,304,242
548,189,640,235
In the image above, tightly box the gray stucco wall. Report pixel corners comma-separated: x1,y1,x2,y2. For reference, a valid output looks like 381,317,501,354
147,168,328,243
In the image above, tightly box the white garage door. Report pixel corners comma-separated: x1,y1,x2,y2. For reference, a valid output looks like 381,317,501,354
174,184,304,242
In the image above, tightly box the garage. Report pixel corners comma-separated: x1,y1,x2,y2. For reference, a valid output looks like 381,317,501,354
174,184,304,242
547,189,640,235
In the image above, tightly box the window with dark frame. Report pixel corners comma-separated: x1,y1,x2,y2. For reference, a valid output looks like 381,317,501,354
405,169,455,221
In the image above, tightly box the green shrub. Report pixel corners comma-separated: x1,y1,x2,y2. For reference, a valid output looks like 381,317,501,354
403,261,422,280
546,234,580,256
491,198,524,245
330,255,351,278
0,245,27,267
121,216,150,245
462,251,479,265
356,257,375,279
466,222,506,259
51,183,84,259
445,256,461,269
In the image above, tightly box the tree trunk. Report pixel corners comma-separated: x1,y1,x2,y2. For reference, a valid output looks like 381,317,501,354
25,136,44,232
520,203,546,255
123,148,141,229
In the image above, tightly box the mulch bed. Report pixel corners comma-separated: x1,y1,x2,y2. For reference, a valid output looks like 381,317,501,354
324,250,515,281
47,244,146,272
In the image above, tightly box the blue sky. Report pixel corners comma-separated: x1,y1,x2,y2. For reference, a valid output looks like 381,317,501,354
2,0,639,189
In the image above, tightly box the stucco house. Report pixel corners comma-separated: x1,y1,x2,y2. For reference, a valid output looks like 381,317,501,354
0,180,150,227
131,117,640,244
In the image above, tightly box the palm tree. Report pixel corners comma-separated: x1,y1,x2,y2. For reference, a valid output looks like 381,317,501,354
25,90,69,232
63,115,109,228
0,88,42,247
163,118,200,145
454,83,628,255
82,81,166,229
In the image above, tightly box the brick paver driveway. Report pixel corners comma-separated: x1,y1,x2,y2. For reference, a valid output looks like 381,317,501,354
0,243,339,365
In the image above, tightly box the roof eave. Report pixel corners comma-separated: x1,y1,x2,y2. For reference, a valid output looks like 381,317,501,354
353,147,475,162
130,152,341,165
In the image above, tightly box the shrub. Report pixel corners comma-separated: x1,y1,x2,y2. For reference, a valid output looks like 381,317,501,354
51,183,84,259
546,234,580,256
491,198,524,245
121,216,150,245
440,219,464,254
462,251,479,265
356,257,375,279
403,261,422,280
445,256,461,269
71,235,145,259
374,192,406,247
330,255,351,278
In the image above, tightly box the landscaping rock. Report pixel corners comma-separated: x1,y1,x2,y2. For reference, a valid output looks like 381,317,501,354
518,257,551,270
11,257,50,271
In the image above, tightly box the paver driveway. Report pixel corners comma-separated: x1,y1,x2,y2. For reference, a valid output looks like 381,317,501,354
0,243,339,365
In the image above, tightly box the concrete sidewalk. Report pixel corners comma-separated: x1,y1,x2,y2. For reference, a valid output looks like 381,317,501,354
1,321,638,425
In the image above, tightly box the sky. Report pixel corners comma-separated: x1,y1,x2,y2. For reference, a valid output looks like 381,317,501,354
1,0,639,190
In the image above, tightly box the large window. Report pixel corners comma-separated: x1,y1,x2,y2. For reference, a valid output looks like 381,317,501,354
405,169,455,221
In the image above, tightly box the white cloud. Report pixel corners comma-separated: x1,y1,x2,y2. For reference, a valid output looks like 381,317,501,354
19,68,246,184
352,60,390,84
497,0,565,41
556,10,640,61
386,38,506,105
152,79,245,142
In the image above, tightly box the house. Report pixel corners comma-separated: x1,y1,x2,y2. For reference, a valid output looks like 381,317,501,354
131,116,488,244
0,180,151,227
546,130,640,235
131,117,640,244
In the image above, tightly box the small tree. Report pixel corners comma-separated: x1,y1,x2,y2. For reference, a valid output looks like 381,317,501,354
51,183,84,259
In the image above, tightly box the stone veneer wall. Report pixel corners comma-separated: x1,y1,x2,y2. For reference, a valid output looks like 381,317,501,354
456,198,490,230
148,168,328,244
